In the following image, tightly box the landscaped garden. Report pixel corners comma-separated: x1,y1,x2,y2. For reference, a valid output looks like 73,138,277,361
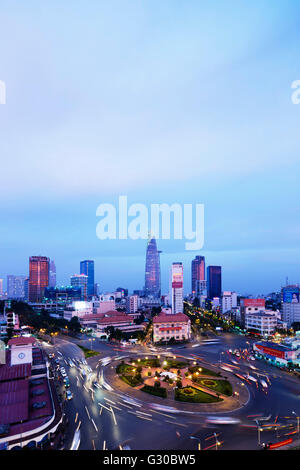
78,345,100,358
175,386,222,403
115,355,234,403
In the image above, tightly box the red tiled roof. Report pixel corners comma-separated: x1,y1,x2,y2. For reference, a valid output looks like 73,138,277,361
97,316,132,325
153,312,189,323
0,363,31,382
0,379,29,425
8,337,36,346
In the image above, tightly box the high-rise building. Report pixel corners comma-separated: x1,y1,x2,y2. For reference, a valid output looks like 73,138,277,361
49,260,56,288
7,275,26,299
80,260,95,297
24,278,29,301
0,279,3,296
170,262,184,314
126,295,139,314
191,256,205,295
207,266,222,300
144,236,161,298
29,256,50,303
281,285,300,327
71,274,88,300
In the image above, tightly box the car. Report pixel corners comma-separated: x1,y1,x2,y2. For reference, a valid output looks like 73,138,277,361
66,391,73,400
205,416,241,425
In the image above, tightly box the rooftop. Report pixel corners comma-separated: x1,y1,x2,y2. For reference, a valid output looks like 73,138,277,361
153,312,189,323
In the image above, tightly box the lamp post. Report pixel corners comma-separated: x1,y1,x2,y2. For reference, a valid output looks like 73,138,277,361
219,351,225,364
255,420,263,447
190,436,201,450
213,432,221,450
292,411,300,436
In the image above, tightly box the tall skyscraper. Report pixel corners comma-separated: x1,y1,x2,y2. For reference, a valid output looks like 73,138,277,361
7,275,26,299
0,279,3,296
29,256,50,303
207,266,222,300
144,236,161,298
71,274,88,300
49,260,56,288
80,260,95,297
191,255,205,294
170,262,184,314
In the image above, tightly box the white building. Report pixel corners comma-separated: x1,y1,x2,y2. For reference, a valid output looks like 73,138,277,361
153,312,191,343
64,301,93,321
282,302,300,328
126,295,139,313
221,291,237,314
170,263,183,314
245,311,278,336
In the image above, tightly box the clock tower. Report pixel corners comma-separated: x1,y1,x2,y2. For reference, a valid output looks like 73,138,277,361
8,336,36,366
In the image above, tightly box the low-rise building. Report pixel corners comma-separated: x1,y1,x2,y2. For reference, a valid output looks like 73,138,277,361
253,340,299,367
0,337,63,450
152,312,191,343
245,311,278,336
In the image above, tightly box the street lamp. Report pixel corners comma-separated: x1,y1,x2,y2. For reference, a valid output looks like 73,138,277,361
219,351,225,364
213,433,220,450
292,411,300,436
255,420,263,447
190,436,201,450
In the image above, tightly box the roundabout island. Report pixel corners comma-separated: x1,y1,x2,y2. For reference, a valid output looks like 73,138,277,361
103,353,250,413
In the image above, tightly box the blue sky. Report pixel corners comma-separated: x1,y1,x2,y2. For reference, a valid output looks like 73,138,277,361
0,0,300,295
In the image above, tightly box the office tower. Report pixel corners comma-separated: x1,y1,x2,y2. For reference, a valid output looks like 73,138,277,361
207,266,222,300
24,278,29,301
191,255,205,295
281,285,300,327
7,275,26,299
0,279,3,296
94,283,100,296
71,274,88,300
80,260,95,297
49,260,56,288
170,262,184,314
144,236,161,298
29,256,50,303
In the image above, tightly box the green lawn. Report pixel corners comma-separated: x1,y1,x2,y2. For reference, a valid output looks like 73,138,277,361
116,363,135,374
78,345,100,358
141,384,167,398
175,386,222,403
194,378,233,396
120,375,143,387
188,365,220,377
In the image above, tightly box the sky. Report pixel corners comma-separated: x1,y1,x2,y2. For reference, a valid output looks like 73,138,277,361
0,0,300,295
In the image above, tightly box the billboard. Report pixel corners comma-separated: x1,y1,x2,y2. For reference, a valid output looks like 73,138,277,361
242,299,265,308
283,287,299,304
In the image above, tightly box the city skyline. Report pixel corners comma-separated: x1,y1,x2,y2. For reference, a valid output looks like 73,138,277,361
1,1,300,295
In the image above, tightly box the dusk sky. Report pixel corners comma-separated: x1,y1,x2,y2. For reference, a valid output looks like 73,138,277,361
1,1,300,295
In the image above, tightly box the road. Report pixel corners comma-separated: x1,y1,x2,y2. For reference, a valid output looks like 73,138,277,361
41,333,300,451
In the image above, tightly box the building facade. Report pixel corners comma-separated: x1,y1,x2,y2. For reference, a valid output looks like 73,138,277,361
29,256,50,303
70,274,88,300
207,266,222,300
7,275,26,299
191,255,205,295
144,237,161,298
153,312,191,343
170,262,184,314
80,260,95,297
